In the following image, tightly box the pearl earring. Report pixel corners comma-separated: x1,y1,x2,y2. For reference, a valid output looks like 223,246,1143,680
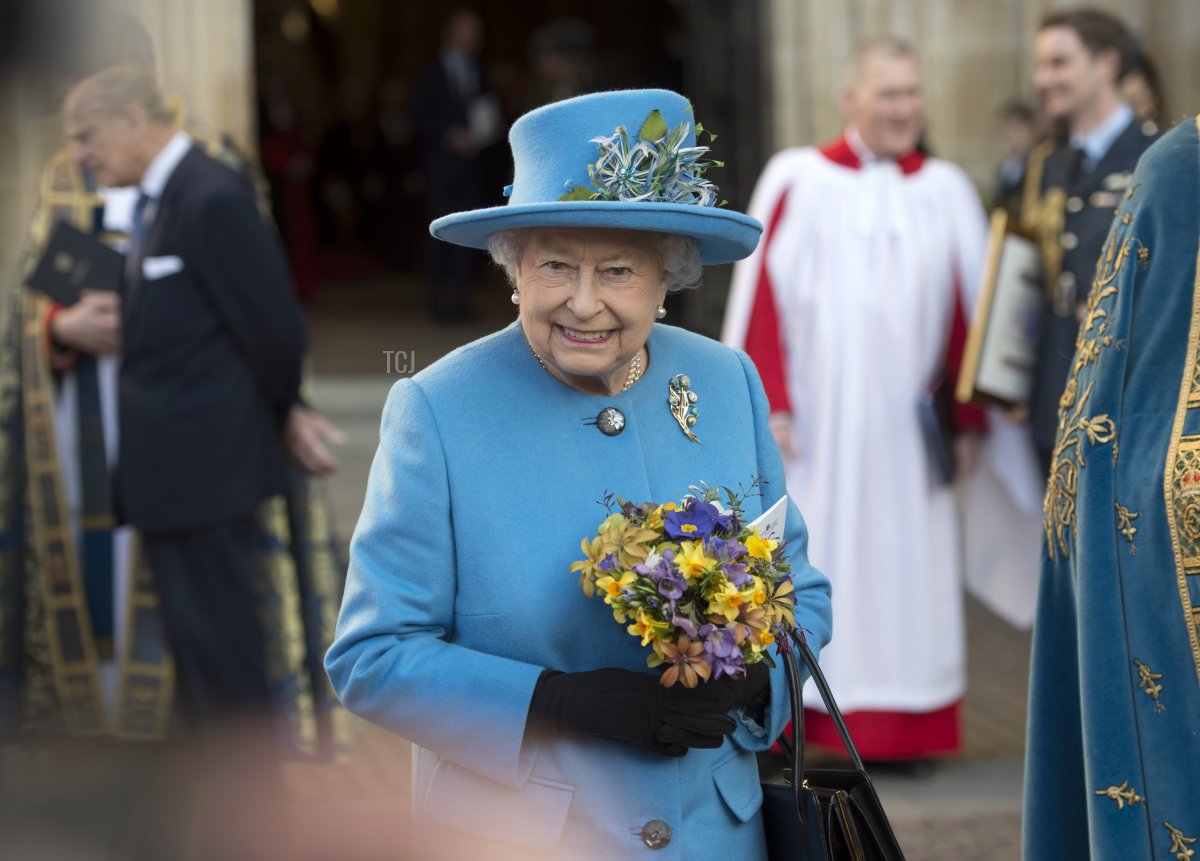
655,305,666,319
511,289,520,305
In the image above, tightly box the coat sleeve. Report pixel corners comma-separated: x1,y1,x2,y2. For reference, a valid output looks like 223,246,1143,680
728,350,833,751
189,187,307,418
324,378,545,789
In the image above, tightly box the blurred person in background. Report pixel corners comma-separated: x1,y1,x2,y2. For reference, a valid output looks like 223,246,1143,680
0,9,346,756
993,99,1039,219
1017,8,1159,476
1120,50,1168,132
723,36,989,773
61,64,305,732
523,17,603,111
411,6,502,322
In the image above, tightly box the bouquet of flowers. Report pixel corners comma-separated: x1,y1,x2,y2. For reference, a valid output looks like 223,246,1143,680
571,482,796,688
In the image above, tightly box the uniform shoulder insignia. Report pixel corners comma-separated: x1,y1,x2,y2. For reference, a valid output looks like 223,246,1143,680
1103,171,1134,191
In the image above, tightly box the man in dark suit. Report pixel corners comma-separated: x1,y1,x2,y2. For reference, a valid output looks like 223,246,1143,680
61,66,323,725
411,6,499,320
1018,8,1159,475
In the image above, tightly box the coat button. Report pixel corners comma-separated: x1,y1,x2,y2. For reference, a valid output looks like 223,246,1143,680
1066,196,1084,213
1058,271,1076,288
1061,231,1078,250
595,406,626,436
641,819,672,849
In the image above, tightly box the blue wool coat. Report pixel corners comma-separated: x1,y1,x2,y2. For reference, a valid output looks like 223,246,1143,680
1024,119,1200,859
326,321,832,859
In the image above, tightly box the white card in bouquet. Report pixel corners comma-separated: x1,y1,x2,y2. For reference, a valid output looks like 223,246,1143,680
749,495,788,542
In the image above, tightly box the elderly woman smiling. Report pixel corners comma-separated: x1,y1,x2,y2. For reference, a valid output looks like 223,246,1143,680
325,90,832,860
490,227,699,396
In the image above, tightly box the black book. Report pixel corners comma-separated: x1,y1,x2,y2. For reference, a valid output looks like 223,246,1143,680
25,221,123,305
918,374,956,486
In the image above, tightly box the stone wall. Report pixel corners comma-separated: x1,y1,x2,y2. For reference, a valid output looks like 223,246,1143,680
764,0,1200,187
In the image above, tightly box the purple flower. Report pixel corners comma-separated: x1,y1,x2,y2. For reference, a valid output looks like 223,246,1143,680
712,507,736,533
634,549,686,601
664,500,722,540
671,614,699,639
598,553,619,570
723,539,748,559
702,627,745,679
722,562,751,587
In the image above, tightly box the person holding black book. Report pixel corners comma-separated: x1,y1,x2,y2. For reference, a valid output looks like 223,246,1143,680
722,36,988,771
55,65,314,730
4,15,347,751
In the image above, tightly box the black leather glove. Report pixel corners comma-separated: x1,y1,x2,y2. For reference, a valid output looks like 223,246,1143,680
663,661,771,719
528,668,737,757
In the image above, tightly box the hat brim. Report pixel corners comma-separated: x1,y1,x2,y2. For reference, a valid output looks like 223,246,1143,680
430,201,763,265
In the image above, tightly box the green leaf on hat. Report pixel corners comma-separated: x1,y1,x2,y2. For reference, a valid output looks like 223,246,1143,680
557,186,598,201
637,109,668,143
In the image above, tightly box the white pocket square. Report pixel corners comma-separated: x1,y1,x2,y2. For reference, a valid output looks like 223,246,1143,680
142,255,184,280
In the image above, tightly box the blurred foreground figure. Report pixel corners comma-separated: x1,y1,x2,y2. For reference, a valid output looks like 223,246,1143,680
60,66,310,733
1024,116,1200,861
0,12,346,754
723,37,990,767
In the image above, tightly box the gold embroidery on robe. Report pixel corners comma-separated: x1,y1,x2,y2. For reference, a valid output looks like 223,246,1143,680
1163,121,1200,688
1116,503,1139,554
1165,822,1198,860
1043,195,1147,561
1093,780,1144,810
1132,659,1164,712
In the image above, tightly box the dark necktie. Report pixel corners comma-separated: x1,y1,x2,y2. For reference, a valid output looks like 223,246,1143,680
126,191,152,282
1066,145,1087,185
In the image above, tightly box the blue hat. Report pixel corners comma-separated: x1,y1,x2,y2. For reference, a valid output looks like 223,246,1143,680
430,89,762,264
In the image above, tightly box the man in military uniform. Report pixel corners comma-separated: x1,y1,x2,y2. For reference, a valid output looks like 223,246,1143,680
1019,8,1159,475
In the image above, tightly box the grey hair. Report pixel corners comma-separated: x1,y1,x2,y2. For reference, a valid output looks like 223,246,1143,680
67,65,174,125
844,35,920,88
487,228,703,292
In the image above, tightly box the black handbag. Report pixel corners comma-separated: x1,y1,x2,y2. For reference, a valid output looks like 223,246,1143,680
759,631,907,860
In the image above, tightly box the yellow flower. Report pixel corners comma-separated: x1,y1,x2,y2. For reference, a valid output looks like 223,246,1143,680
745,528,778,562
706,581,745,624
627,609,669,646
765,579,796,629
570,535,607,598
598,516,659,569
676,540,715,580
749,575,768,605
595,571,636,603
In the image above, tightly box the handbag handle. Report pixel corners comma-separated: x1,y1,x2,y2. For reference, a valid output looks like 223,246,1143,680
776,630,868,820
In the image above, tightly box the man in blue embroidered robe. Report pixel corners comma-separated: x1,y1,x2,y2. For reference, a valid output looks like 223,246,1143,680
1024,116,1200,859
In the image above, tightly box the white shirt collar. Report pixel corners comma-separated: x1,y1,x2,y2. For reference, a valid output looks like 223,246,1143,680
1070,103,1133,169
140,130,192,199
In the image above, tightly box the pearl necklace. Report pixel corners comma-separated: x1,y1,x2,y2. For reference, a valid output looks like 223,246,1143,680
528,344,644,392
